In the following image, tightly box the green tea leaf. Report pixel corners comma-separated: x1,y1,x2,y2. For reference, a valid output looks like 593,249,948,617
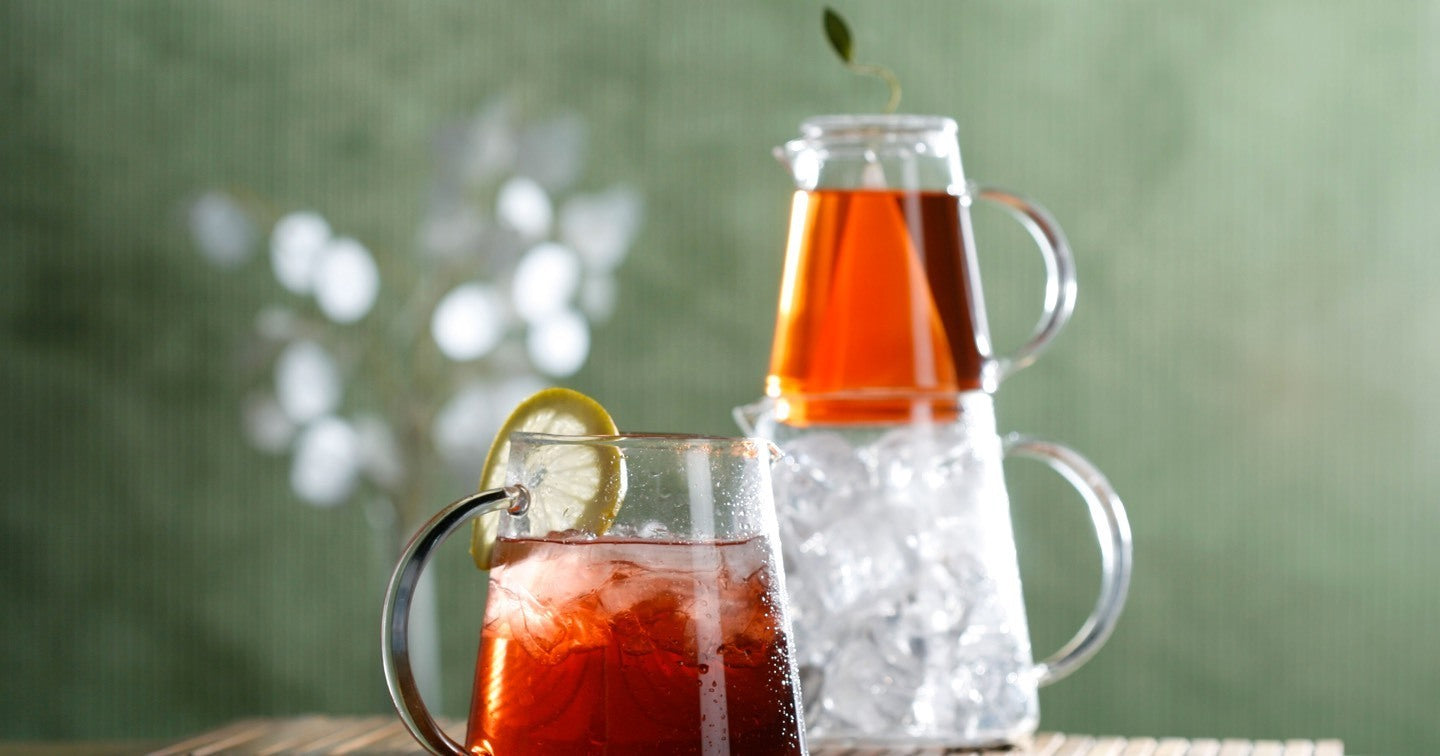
821,5,901,112
823,7,854,63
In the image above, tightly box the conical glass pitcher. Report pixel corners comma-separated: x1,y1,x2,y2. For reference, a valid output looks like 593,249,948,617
736,392,1131,749
768,115,1075,424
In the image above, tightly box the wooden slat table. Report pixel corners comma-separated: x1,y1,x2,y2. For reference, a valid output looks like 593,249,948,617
137,716,1345,755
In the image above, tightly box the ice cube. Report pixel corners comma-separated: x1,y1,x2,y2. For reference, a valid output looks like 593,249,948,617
772,431,865,544
893,557,978,641
815,622,926,734
486,580,609,664
811,508,915,612
766,418,1040,742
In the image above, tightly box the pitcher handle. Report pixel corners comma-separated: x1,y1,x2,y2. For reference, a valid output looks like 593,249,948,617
972,185,1077,384
1002,434,1131,686
381,486,529,756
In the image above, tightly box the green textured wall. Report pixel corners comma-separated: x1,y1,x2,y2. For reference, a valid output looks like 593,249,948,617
3,2,1437,753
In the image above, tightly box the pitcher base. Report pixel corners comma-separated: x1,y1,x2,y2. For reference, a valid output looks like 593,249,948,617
807,732,1033,752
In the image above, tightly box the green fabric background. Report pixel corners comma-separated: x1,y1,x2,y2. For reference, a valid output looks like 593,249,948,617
3,2,1437,752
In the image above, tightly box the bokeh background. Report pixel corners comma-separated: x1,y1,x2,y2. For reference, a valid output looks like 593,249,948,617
4,2,1438,752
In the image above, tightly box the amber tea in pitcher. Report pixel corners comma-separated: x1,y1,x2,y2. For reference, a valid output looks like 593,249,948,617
469,534,801,752
767,115,1076,425
766,188,990,419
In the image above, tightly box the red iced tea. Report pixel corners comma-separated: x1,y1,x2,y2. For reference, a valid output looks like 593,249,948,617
766,189,991,425
466,535,804,755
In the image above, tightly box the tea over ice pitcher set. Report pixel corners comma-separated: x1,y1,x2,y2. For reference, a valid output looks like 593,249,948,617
381,115,1132,755
734,114,1132,749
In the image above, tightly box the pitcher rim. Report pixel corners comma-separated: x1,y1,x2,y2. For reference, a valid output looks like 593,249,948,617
510,431,782,460
752,387,996,403
796,113,959,139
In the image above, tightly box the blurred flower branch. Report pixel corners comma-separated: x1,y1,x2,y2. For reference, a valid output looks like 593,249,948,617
188,98,643,539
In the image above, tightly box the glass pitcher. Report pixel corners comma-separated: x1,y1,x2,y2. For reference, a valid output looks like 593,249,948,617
768,115,1075,424
736,391,1131,748
382,433,807,754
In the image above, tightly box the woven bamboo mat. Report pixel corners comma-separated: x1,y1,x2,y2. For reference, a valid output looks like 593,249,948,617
146,716,1345,755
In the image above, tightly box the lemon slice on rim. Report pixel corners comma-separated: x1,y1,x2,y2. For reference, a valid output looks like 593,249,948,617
469,387,622,569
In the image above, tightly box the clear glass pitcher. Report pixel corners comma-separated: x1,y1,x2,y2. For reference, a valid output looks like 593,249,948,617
768,115,1075,424
735,392,1131,748
382,433,807,755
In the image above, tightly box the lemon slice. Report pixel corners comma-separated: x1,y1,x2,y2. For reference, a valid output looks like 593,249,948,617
469,387,622,569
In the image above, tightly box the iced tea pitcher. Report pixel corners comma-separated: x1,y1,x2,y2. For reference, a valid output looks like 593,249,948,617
736,392,1131,748
382,433,807,755
768,115,1075,424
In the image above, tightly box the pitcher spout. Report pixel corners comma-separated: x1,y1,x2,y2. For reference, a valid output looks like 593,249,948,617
732,398,773,436
772,145,791,173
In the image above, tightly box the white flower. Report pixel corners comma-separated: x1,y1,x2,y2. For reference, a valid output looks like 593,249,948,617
418,206,487,260
580,274,618,322
431,283,507,362
432,375,549,475
432,381,497,472
190,191,256,268
526,308,590,377
290,416,360,507
271,211,332,294
515,113,586,191
496,176,552,240
512,242,581,324
313,237,380,324
199,106,644,517
354,413,404,489
559,186,643,272
254,306,298,341
459,98,518,185
241,392,293,454
274,339,342,423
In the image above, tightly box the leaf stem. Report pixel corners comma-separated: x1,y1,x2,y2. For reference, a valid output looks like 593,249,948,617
847,62,902,114
824,7,903,114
